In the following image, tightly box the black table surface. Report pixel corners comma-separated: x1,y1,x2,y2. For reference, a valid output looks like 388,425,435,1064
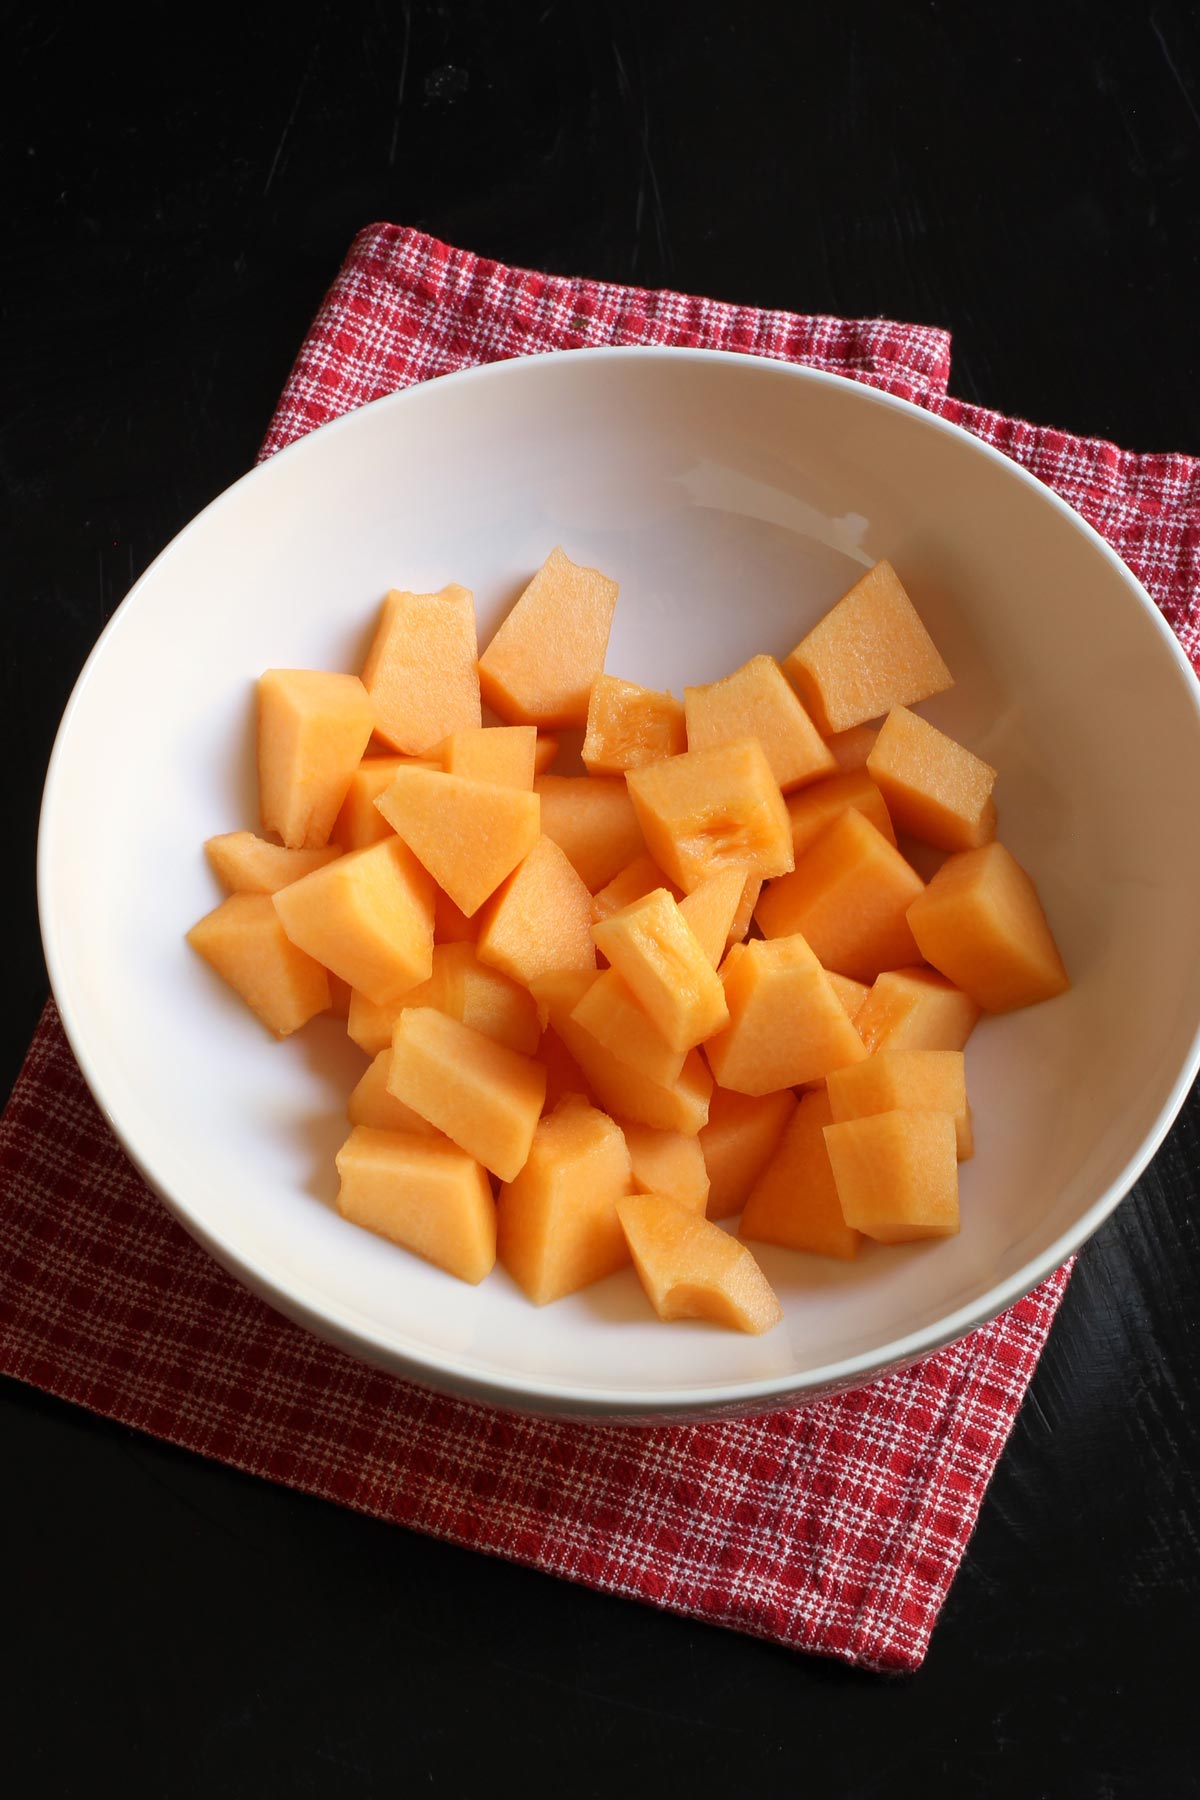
6,4,1199,1793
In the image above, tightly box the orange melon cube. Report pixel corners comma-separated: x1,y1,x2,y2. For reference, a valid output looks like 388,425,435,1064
533,774,645,892
534,971,712,1135
332,758,404,850
827,971,869,1021
533,735,560,775
438,725,537,791
374,765,540,918
537,1027,594,1110
273,836,434,1006
786,769,896,860
395,942,542,1055
782,561,953,735
258,669,375,849
497,1097,633,1304
825,724,879,771
700,1087,795,1220
676,869,748,968
387,1007,546,1181
346,986,408,1057
616,1195,782,1334
741,1089,861,1260
360,584,481,753
187,893,330,1037
823,1110,959,1243
756,809,924,982
592,888,729,1053
475,836,596,987
335,1126,495,1284
478,547,618,728
204,832,341,894
592,853,681,922
626,738,794,892
907,841,1069,1012
867,707,997,852
854,966,980,1053
684,655,835,792
569,968,686,1086
827,1049,973,1158
582,674,686,774
347,1050,439,1134
434,887,478,944
704,934,867,1095
620,1121,710,1214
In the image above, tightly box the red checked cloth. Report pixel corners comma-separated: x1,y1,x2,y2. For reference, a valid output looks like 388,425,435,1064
2,227,1198,1674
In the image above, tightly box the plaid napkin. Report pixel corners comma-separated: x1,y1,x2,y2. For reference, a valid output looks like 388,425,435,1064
2,226,1197,1674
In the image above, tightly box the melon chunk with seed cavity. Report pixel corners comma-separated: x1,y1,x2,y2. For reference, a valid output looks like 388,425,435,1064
782,561,953,735
592,853,680,922
854,966,980,1053
204,832,341,894
335,1126,495,1284
347,1051,438,1134
907,841,1069,1012
704,934,867,1095
626,738,794,892
620,1120,710,1213
592,888,729,1053
741,1089,862,1260
582,674,686,773
497,1096,633,1304
823,1110,960,1243
684,655,836,791
616,1195,782,1334
785,769,896,860
827,1049,973,1158
756,808,924,982
534,774,645,892
867,706,997,852
258,669,375,849
475,836,596,986
360,584,481,754
438,725,537,790
187,893,330,1037
374,765,540,917
387,1008,546,1182
478,547,618,727
700,1087,796,1220
273,836,434,1006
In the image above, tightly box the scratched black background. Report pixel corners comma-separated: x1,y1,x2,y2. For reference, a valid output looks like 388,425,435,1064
4,3,1199,1793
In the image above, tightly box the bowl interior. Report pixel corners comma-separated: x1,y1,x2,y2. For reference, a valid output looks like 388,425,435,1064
40,349,1200,1415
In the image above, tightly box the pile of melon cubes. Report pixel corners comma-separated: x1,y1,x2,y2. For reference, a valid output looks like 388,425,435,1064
188,548,1069,1336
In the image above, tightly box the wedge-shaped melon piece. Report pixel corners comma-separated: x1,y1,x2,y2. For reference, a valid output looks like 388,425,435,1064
854,966,980,1053
620,1120,709,1214
274,836,434,1006
346,987,408,1057
677,868,748,968
534,971,711,1135
867,707,997,852
533,736,559,775
336,1126,495,1283
333,757,404,850
741,1089,861,1259
582,674,686,774
828,1049,972,1159
258,670,375,849
347,1051,439,1134
626,739,794,893
592,888,729,1053
569,968,686,1086
434,887,478,944
204,832,341,894
684,655,835,792
907,841,1069,1012
475,836,596,987
478,547,618,727
825,724,879,771
616,1195,782,1334
823,1110,959,1243
373,765,540,919
704,934,867,1095
534,774,645,892
592,852,680,922
756,809,924,982
187,893,330,1036
497,1096,632,1303
786,768,896,860
438,725,537,790
827,971,869,1021
387,1008,546,1181
700,1087,795,1220
538,1027,594,1111
360,584,481,753
782,561,953,735
398,942,541,1055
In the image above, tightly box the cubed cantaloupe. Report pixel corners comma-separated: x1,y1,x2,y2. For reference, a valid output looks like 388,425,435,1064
825,724,879,771
346,986,408,1057
620,1121,710,1213
273,836,434,1005
827,1049,973,1158
258,669,375,849
335,1126,495,1283
533,774,645,892
360,584,482,753
592,888,729,1053
704,934,867,1095
477,547,618,727
396,941,541,1054
534,971,712,1135
332,758,404,850
740,1089,861,1259
684,655,836,792
626,738,794,892
827,971,870,1021
438,725,537,790
434,887,478,944
699,1086,796,1220
347,1050,439,1134
570,968,686,1086
374,765,540,918
906,841,1070,1012
854,966,980,1053
785,768,896,860
616,1195,782,1334
867,707,997,851
582,674,686,774
756,808,924,981
592,853,681,922
533,736,560,775
823,1110,960,1243
496,1096,633,1303
783,561,953,735
387,1007,546,1182
204,832,341,894
187,893,331,1037
475,836,596,987
676,868,748,968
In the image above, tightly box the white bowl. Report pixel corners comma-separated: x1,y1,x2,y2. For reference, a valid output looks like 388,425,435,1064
39,348,1200,1422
